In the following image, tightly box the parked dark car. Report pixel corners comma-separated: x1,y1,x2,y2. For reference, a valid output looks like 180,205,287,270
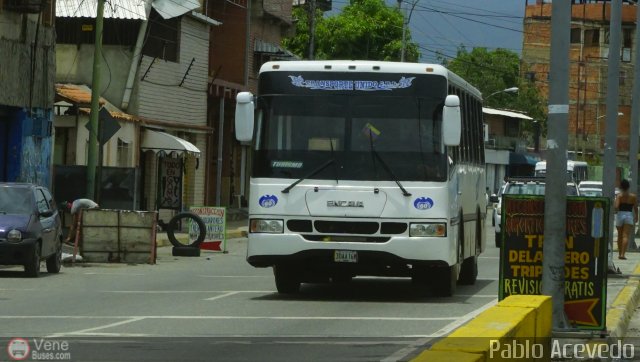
0,183,63,277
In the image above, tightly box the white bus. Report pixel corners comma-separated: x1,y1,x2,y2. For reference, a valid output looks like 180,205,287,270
234,61,486,297
534,160,588,184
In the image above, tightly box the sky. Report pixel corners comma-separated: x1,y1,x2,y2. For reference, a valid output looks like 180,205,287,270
328,0,526,62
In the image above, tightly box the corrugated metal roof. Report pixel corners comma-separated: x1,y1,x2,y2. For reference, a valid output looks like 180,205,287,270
56,84,107,106
56,0,148,19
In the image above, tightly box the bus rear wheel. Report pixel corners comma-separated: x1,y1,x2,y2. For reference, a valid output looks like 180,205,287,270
274,264,301,294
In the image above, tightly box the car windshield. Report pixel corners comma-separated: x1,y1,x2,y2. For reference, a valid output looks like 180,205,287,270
0,187,33,214
504,183,578,196
581,189,603,197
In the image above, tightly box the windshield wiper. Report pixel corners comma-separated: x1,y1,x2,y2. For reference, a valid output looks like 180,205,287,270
281,158,336,194
367,137,411,197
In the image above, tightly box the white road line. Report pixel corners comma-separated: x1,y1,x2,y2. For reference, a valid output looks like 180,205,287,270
479,256,499,259
381,337,432,362
47,317,146,338
0,315,459,321
427,298,498,337
101,290,275,294
85,272,145,276
197,275,270,278
205,291,240,301
477,277,499,281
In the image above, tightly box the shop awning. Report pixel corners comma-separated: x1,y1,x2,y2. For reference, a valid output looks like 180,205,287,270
141,130,200,157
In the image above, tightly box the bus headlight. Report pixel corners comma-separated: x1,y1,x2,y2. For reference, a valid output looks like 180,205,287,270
250,219,284,234
410,223,446,237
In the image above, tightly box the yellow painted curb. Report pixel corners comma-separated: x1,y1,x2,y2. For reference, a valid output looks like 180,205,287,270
607,262,640,337
412,350,484,362
497,295,552,341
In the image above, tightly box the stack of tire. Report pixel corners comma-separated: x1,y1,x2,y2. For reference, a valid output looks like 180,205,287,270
166,212,207,257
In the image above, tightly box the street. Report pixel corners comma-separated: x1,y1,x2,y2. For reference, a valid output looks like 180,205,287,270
0,216,500,361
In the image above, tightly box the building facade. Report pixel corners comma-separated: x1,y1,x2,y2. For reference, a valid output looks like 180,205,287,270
522,0,637,160
54,0,216,217
0,0,56,186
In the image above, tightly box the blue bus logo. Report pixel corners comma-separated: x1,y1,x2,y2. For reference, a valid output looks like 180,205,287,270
414,197,434,210
259,195,278,208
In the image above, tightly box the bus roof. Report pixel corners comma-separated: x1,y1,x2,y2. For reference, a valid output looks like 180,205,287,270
259,60,482,99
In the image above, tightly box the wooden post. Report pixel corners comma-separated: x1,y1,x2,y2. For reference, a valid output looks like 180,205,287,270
72,212,83,264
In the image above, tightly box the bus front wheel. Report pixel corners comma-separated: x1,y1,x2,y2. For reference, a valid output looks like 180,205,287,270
273,264,301,294
432,265,457,297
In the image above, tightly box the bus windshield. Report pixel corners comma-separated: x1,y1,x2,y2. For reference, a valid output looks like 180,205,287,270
253,94,447,181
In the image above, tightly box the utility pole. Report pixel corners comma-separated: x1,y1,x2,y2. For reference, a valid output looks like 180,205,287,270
604,0,623,265
308,0,316,60
87,0,105,200
629,1,640,199
400,0,406,62
543,0,570,330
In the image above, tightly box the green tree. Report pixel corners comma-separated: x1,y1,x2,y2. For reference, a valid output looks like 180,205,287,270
443,47,547,135
282,0,419,61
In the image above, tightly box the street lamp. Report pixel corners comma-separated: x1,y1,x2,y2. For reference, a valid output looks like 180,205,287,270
485,87,519,100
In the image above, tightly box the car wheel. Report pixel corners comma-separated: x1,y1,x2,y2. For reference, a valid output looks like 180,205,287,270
46,240,62,273
25,242,41,278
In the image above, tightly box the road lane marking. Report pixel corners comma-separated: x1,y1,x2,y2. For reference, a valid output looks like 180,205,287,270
197,275,270,278
47,317,146,338
205,291,240,301
381,337,432,362
427,298,498,337
479,256,499,259
0,315,459,321
85,272,146,276
101,290,275,294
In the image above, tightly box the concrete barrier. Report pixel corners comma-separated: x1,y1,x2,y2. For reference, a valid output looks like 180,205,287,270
80,209,157,264
411,295,552,362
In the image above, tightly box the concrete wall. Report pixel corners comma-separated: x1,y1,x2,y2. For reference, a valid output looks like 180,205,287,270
0,13,55,109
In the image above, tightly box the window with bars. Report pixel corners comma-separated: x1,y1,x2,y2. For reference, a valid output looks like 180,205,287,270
117,138,131,167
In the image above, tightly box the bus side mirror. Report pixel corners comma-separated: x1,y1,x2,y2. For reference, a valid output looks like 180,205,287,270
442,95,461,146
235,92,255,142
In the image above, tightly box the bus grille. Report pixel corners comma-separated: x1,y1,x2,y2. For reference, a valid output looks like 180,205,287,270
314,221,379,234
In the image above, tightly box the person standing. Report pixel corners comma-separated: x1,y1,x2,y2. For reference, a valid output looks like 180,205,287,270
64,198,99,244
614,179,638,260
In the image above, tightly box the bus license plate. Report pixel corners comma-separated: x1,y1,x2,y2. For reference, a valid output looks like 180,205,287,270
334,250,358,263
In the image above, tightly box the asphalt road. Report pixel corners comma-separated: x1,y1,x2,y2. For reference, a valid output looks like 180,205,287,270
0,215,501,362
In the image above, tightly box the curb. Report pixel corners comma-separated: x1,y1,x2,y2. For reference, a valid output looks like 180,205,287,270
606,263,640,338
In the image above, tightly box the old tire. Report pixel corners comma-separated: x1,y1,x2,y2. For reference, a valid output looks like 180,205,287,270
274,264,301,294
46,240,62,273
172,246,201,257
167,212,206,248
24,243,41,278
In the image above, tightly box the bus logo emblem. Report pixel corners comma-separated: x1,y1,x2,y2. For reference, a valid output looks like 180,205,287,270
414,197,434,210
327,200,364,208
259,195,278,208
